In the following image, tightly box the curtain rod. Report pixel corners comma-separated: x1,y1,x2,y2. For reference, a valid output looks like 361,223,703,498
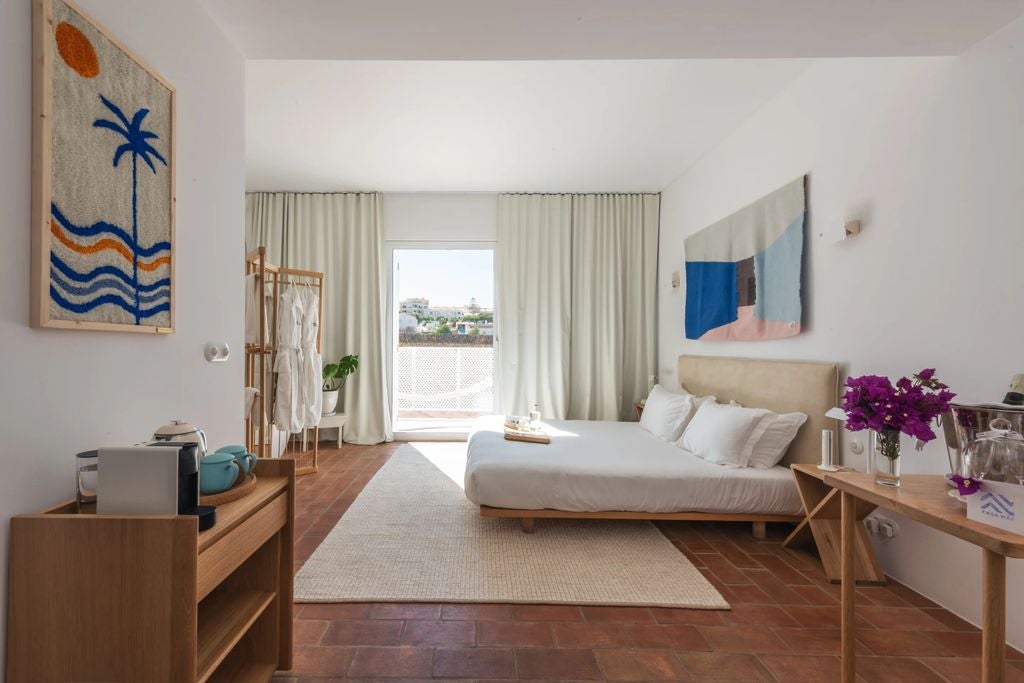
498,191,660,197
245,190,660,198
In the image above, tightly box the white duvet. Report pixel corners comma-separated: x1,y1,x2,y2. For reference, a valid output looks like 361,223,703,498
465,416,803,515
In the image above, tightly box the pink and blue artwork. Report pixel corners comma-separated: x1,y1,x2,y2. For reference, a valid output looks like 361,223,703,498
684,177,804,341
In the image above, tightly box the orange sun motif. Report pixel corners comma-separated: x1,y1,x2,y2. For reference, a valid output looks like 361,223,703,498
55,22,99,78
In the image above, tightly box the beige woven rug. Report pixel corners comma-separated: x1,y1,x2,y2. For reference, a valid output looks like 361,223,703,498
294,444,728,609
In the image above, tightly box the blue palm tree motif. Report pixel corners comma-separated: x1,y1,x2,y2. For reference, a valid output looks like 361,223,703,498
93,95,167,323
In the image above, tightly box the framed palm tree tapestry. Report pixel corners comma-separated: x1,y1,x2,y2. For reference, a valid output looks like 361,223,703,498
31,0,175,333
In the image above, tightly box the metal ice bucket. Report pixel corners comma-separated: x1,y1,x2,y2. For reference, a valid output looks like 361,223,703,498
943,403,1024,476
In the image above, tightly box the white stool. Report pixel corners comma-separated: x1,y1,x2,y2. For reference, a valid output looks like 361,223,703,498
316,412,348,448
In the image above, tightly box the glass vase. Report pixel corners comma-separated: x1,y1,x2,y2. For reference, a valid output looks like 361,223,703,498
871,427,902,487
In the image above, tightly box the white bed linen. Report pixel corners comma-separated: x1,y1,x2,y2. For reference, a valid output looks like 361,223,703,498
465,416,802,515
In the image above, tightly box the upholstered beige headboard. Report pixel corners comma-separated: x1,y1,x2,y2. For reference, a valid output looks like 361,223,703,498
677,355,839,466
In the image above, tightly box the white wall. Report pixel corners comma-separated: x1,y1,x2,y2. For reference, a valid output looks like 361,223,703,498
0,0,245,650
658,18,1024,644
384,192,497,242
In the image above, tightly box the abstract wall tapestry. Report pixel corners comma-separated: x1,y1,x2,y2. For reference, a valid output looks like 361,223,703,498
32,0,175,333
684,176,804,341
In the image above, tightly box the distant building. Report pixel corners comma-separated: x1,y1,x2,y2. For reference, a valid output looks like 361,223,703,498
427,305,465,320
398,312,419,333
466,297,481,314
400,297,429,315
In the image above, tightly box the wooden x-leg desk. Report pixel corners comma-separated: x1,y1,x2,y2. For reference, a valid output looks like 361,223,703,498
825,472,1024,683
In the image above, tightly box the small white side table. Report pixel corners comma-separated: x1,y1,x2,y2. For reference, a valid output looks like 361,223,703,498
316,412,348,448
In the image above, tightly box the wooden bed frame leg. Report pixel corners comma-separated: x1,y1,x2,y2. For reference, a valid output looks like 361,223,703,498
752,521,767,539
521,518,535,534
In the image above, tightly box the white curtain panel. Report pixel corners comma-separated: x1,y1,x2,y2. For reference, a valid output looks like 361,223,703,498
497,193,659,421
496,194,573,418
246,192,393,444
569,194,660,421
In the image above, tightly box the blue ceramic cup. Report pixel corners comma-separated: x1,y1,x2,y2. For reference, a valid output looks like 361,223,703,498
200,452,239,495
235,451,258,475
216,445,257,477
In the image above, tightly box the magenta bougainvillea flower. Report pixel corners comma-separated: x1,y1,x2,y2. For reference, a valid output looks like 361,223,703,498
842,369,956,443
950,474,982,496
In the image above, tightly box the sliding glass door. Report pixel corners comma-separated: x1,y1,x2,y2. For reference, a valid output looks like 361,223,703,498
388,245,495,436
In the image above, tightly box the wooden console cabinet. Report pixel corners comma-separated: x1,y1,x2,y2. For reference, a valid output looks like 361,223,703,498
7,458,294,682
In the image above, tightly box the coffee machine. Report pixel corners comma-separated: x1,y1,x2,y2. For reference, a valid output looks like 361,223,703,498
148,441,201,513
97,441,215,530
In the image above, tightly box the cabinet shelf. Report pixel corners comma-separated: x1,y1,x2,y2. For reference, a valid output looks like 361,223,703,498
197,589,276,682
7,458,295,682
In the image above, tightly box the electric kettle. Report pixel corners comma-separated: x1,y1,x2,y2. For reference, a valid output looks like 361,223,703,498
152,419,208,458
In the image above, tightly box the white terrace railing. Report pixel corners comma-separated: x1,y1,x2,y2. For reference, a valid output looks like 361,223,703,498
395,340,494,414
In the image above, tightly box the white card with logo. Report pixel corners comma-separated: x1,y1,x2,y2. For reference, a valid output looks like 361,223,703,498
967,480,1023,534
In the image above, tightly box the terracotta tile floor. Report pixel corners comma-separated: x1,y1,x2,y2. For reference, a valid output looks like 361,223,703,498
277,443,1024,682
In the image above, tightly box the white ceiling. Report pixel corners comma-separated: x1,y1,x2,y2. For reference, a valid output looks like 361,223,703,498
204,0,1024,60
245,59,809,192
218,1,1024,192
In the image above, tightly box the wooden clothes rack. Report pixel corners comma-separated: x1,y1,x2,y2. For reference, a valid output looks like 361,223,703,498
245,247,325,476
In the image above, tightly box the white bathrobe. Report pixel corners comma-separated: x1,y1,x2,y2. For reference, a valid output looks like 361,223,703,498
299,285,323,428
273,286,304,434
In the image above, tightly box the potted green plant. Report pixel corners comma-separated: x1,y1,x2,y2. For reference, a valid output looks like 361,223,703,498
322,354,359,416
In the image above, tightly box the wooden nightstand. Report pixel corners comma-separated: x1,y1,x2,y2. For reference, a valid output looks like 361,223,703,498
634,401,645,420
782,463,886,585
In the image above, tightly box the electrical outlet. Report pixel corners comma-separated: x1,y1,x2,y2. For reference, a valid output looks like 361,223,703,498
864,517,880,535
204,342,231,363
874,515,899,539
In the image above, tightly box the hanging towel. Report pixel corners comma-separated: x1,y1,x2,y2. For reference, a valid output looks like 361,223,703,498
244,273,272,344
274,286,305,434
244,386,259,421
299,286,323,428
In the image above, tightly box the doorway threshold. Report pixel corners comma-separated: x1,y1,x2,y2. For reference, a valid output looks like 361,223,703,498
394,417,476,442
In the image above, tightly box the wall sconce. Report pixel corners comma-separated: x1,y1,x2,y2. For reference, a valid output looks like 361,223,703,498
820,219,861,243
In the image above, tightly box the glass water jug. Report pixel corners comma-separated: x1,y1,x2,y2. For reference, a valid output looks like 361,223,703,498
964,418,1024,484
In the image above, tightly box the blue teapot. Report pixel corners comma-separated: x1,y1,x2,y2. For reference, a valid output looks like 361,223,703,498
199,451,238,495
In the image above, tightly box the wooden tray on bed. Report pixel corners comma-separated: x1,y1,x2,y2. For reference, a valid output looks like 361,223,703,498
503,425,551,444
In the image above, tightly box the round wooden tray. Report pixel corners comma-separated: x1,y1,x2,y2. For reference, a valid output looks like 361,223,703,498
200,473,256,506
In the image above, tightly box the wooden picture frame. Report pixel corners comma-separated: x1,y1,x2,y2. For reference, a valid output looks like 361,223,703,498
32,0,175,333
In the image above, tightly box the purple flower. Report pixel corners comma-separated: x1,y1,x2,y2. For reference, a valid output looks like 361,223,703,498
950,474,981,496
841,368,956,445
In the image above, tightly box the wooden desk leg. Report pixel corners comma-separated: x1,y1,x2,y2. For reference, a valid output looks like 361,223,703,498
982,549,1006,683
841,491,857,683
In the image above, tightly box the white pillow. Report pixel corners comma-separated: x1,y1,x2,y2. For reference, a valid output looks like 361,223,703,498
727,401,808,469
639,385,699,442
678,401,772,468
748,412,808,469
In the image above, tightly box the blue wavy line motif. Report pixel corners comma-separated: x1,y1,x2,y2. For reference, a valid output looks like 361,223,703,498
50,286,170,319
51,252,170,292
51,203,170,258
50,269,169,305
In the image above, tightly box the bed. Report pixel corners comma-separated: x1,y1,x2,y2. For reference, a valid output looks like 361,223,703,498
466,354,839,535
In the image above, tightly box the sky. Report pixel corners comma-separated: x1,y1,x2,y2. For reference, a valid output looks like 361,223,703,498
394,249,494,309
